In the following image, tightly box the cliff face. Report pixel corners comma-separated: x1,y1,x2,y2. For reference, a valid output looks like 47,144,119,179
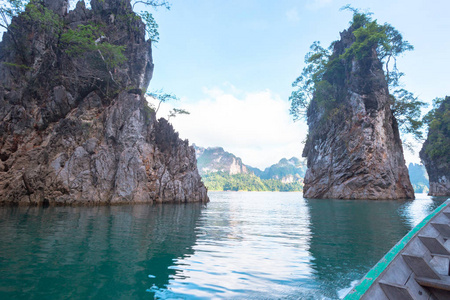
420,97,450,196
302,28,414,200
0,0,208,205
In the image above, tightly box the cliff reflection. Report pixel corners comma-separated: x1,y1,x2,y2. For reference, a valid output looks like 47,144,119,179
0,203,203,299
305,199,412,298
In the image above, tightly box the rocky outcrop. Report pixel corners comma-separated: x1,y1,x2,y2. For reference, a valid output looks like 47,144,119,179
194,145,248,175
0,0,208,205
302,28,414,200
420,96,450,196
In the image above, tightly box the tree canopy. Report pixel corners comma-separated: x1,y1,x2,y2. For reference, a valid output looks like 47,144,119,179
145,90,190,122
1,0,168,43
1,0,170,89
289,7,426,140
131,0,170,43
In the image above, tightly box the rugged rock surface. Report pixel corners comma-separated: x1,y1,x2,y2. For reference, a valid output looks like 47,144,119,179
420,96,450,196
0,0,208,205
302,28,414,200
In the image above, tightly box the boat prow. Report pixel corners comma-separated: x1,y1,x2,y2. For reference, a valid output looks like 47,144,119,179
345,200,450,300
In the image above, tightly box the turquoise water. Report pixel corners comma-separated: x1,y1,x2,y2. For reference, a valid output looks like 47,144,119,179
0,192,447,299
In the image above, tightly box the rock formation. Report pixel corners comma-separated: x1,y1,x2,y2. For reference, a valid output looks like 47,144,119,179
302,27,414,200
194,145,249,175
420,96,450,196
249,157,306,184
0,0,208,205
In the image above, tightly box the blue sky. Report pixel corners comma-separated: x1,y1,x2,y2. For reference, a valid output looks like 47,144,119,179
148,0,449,100
145,0,450,169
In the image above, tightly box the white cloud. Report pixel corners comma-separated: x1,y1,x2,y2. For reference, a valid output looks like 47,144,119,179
286,8,300,23
148,86,307,169
403,139,423,165
147,87,424,170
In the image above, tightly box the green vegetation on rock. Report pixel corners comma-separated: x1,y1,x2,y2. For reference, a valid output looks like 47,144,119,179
61,23,126,69
289,7,425,140
419,96,450,196
422,97,450,162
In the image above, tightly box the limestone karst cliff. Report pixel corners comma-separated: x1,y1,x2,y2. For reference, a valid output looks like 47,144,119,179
420,96,450,196
250,157,306,184
301,25,414,200
194,145,249,175
0,0,208,205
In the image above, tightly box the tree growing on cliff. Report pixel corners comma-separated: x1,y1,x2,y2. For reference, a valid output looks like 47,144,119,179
146,90,179,114
1,1,66,64
132,0,170,43
0,0,25,30
289,7,426,140
145,90,190,122
419,96,450,196
1,0,171,92
2,0,169,44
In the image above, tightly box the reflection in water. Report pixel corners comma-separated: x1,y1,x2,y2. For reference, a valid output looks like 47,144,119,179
306,195,447,299
306,199,410,298
154,192,315,299
0,193,447,299
0,204,202,299
398,194,449,227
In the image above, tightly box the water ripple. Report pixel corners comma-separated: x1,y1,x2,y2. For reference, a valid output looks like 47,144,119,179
0,192,446,299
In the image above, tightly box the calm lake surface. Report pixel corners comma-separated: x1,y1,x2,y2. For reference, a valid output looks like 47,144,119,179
0,192,448,299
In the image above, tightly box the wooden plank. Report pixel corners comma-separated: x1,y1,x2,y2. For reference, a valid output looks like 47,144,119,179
405,274,432,300
433,213,450,225
429,288,450,300
444,239,450,250
380,256,414,286
379,281,415,300
404,238,432,260
361,285,390,300
419,236,450,256
430,256,450,276
414,276,450,291
431,223,450,239
443,212,450,220
402,254,441,279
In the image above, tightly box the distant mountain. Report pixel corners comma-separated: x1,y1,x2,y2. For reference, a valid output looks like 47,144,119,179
194,145,304,192
195,144,429,194
408,163,429,193
248,157,307,183
194,145,248,175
